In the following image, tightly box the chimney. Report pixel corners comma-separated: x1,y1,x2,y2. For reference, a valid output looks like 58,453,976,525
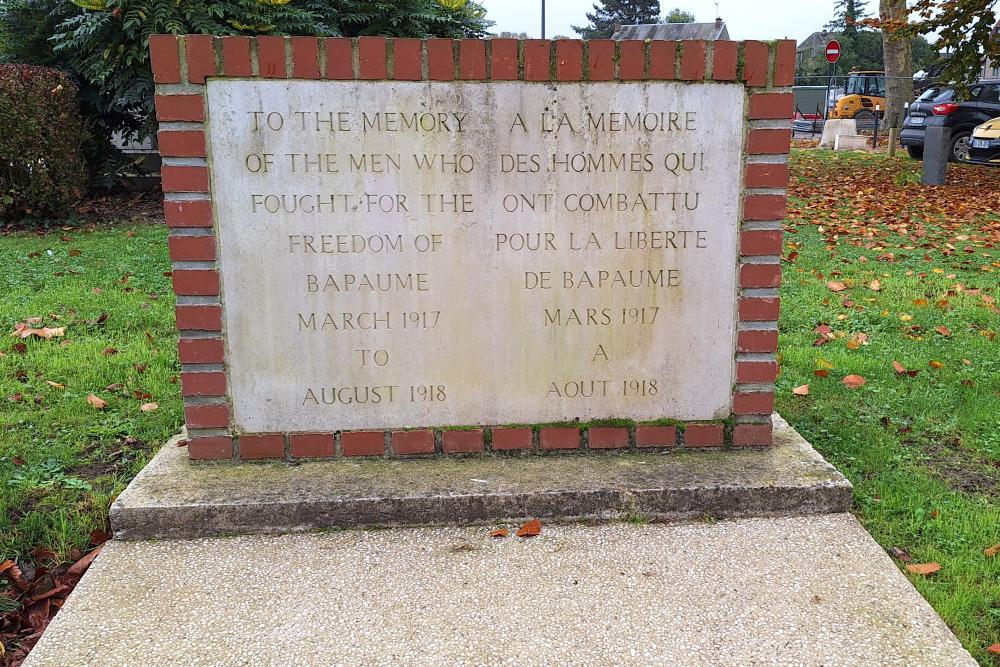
715,17,723,31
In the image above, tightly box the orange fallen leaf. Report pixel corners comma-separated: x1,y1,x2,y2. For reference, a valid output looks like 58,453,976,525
11,322,65,339
814,369,830,378
984,544,1000,558
868,279,881,291
842,374,867,389
516,518,542,538
928,360,944,369
792,384,810,396
86,394,108,409
826,281,848,292
988,644,1000,655
489,528,509,539
139,402,159,412
905,562,941,576
892,361,907,375
934,326,952,337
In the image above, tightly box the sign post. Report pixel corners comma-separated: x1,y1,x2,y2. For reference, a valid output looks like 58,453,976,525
824,39,841,121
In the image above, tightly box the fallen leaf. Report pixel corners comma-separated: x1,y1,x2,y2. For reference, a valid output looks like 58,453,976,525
92,287,103,295
516,518,542,538
988,644,1000,655
792,384,810,396
0,559,29,590
90,529,112,546
11,322,66,339
489,529,509,538
133,363,147,374
929,360,944,369
905,562,941,576
139,402,158,412
814,369,830,378
934,326,952,337
66,546,102,577
984,544,1000,558
101,347,119,356
45,380,65,389
843,374,867,389
869,279,881,291
826,281,848,292
86,394,108,409
892,361,907,375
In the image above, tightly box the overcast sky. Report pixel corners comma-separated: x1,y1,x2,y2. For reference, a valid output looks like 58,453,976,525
479,0,881,42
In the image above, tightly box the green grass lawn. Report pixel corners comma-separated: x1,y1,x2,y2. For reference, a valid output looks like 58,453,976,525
0,150,998,661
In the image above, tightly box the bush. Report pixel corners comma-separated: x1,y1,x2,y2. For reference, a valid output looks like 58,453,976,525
0,64,88,220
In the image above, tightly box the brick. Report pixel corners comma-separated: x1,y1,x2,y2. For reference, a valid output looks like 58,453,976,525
587,40,614,80
588,427,627,449
740,229,783,256
684,424,724,447
618,40,644,80
291,37,321,78
187,436,232,460
648,40,676,79
747,128,792,155
185,35,215,84
154,94,204,122
184,403,229,429
636,425,677,447
739,263,782,288
749,92,794,120
168,235,216,262
490,39,518,80
181,371,226,397
745,162,789,189
737,329,779,353
393,39,422,80
491,427,531,450
222,36,252,76
523,39,549,81
540,427,579,450
712,40,737,80
342,431,384,457
679,40,706,80
178,337,224,364
739,297,780,322
774,40,796,86
157,130,205,158
733,423,773,447
359,36,387,79
427,39,454,80
744,194,787,221
733,392,775,415
164,195,212,228
290,433,334,458
172,269,219,296
555,40,583,80
743,40,769,87
443,430,484,454
325,38,353,79
257,35,287,78
392,430,434,455
737,360,779,383
175,304,222,331
149,35,181,84
458,39,486,79
240,434,283,460
161,165,209,193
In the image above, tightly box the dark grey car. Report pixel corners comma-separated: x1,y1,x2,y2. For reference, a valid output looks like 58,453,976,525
899,80,1000,162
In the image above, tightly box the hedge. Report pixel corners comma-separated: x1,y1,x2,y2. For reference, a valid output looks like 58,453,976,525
0,64,87,220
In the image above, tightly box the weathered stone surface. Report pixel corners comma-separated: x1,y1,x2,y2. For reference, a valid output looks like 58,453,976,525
25,515,976,667
834,134,870,151
207,80,745,432
819,118,857,148
110,415,851,540
922,125,951,185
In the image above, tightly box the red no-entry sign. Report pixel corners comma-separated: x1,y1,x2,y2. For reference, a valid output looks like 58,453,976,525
825,40,842,64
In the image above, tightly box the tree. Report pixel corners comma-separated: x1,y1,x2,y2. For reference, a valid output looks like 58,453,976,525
867,0,998,86
573,0,661,39
880,0,912,129
663,7,694,23
826,0,870,36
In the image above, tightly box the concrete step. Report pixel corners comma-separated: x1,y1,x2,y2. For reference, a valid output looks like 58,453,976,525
110,415,852,540
24,514,975,666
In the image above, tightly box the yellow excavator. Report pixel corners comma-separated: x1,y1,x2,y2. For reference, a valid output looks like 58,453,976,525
828,71,887,123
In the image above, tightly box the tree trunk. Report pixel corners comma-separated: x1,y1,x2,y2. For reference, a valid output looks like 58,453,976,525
880,0,913,129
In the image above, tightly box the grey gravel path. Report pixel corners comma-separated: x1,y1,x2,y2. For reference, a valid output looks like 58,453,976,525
24,514,975,667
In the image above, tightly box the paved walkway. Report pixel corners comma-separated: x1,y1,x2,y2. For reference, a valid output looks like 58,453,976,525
25,514,974,666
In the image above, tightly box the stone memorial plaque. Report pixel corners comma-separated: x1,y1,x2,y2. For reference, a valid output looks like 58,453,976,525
206,80,744,431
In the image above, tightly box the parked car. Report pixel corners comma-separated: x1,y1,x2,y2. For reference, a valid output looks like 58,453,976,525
899,80,1000,161
968,117,1000,166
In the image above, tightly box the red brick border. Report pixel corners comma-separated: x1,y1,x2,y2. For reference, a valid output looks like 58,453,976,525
152,35,792,460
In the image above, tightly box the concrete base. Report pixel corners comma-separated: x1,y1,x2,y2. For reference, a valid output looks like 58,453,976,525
24,515,976,666
834,134,871,151
819,118,857,148
110,415,852,540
